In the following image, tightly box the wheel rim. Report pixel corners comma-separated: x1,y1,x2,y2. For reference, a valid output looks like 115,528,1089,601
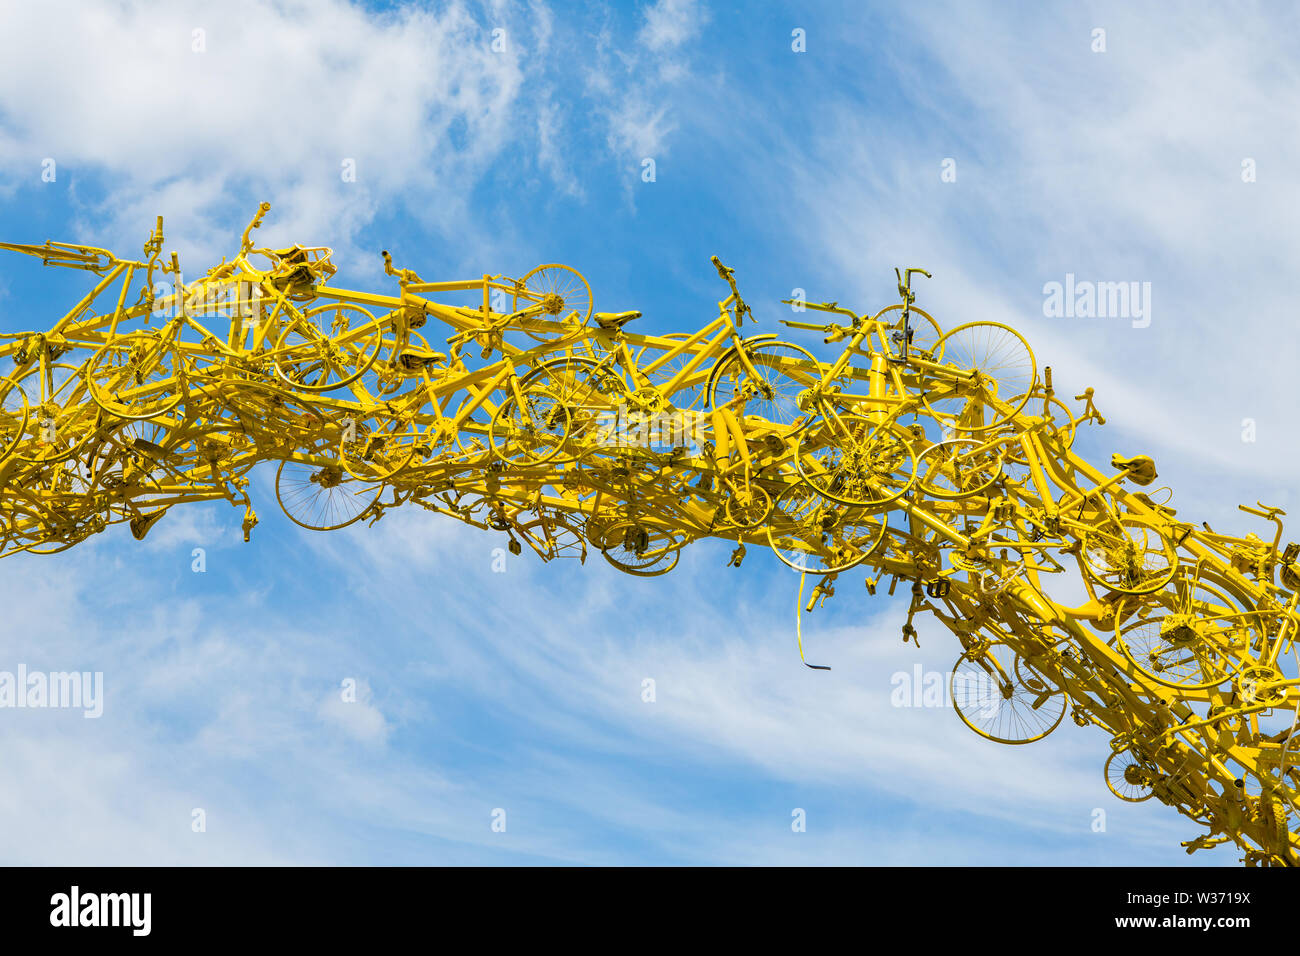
275,457,380,530
709,341,821,432
272,303,382,392
796,418,916,507
950,641,1066,744
514,265,593,341
1105,750,1156,802
916,438,1004,500
1083,516,1177,595
1114,578,1251,689
921,322,1036,433
765,484,888,573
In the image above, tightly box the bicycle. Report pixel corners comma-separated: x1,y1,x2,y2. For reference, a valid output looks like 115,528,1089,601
525,256,819,434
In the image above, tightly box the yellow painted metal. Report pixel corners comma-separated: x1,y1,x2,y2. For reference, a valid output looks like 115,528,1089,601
2,205,1298,866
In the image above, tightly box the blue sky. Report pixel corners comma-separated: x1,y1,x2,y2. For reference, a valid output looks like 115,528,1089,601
1,0,1297,865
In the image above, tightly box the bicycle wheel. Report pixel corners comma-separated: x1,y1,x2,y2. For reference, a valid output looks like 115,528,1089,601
723,481,772,529
1113,577,1253,690
0,377,30,466
795,415,917,507
707,340,820,432
513,265,593,342
521,355,626,406
950,640,1066,744
271,303,383,392
1082,515,1178,595
921,322,1036,433
11,363,98,466
13,509,106,555
1104,749,1157,802
873,303,943,358
275,457,381,531
521,355,626,462
916,437,1004,500
338,415,422,482
489,385,572,465
85,332,186,421
597,520,683,576
765,484,888,573
84,417,185,492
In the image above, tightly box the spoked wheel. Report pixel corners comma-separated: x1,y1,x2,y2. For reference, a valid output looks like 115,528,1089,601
1113,576,1254,690
950,640,1066,744
873,303,944,358
11,363,98,465
512,265,593,342
916,437,1004,500
1001,391,1078,462
1082,515,1178,595
796,417,916,507
521,355,627,462
83,417,185,492
521,356,626,406
85,333,187,421
275,458,381,531
765,483,888,573
1105,749,1157,802
1235,664,1288,707
489,385,572,465
0,377,30,466
920,322,1036,433
271,303,384,392
596,520,683,577
723,481,772,529
708,340,820,433
338,415,422,482
6,499,107,556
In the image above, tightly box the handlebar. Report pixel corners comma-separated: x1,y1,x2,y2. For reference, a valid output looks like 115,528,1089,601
239,202,272,254
1240,501,1287,520
895,266,932,304
711,255,750,323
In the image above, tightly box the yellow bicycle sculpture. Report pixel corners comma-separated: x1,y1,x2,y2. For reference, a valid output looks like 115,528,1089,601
2,205,1298,866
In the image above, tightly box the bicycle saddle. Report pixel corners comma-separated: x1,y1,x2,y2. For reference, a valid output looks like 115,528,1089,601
396,347,446,371
594,310,642,330
1111,453,1157,486
129,508,167,541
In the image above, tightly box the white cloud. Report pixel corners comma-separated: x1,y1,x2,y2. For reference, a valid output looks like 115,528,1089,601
0,0,555,272
639,0,707,52
582,1,711,187
729,1,1300,530
318,678,389,745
